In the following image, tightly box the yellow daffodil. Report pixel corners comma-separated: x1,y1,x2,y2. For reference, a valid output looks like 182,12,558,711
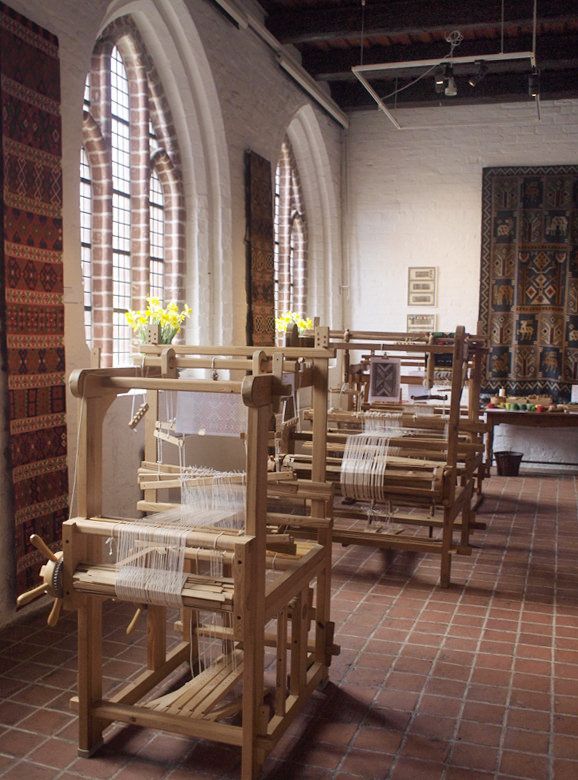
275,311,313,334
125,294,192,344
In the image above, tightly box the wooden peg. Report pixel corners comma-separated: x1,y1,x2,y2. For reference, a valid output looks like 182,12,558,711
160,347,177,378
48,598,62,627
16,582,47,608
126,606,144,635
30,534,59,563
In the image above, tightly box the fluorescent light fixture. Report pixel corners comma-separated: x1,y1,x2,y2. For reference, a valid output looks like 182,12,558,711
278,55,349,129
352,51,538,130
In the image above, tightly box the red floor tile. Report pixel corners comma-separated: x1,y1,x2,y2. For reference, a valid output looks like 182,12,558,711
0,728,47,758
390,756,444,779
351,725,403,754
552,758,578,780
1,474,577,779
457,721,502,747
552,733,578,759
450,743,499,772
28,737,80,768
339,747,394,777
502,727,550,754
499,750,550,779
1,761,59,779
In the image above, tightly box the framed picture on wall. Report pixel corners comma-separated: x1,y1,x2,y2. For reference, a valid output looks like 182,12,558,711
408,267,437,305
407,314,436,332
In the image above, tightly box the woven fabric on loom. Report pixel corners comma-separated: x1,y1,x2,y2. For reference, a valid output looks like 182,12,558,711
0,2,68,593
479,165,578,401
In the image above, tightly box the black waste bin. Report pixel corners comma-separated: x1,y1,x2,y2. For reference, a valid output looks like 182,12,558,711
495,451,523,476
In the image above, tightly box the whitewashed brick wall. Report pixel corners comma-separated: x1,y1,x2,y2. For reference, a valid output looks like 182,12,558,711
346,99,578,469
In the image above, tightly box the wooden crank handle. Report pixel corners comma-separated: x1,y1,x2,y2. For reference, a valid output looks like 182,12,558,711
47,598,63,627
126,607,143,635
16,583,47,608
30,534,58,563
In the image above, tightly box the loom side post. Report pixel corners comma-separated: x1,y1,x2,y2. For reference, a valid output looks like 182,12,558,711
147,606,166,670
143,354,173,672
77,597,104,757
311,354,332,669
75,394,116,522
144,387,159,504
440,325,466,587
242,388,270,778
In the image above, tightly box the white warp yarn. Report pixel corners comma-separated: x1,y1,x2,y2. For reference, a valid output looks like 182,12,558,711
115,470,246,606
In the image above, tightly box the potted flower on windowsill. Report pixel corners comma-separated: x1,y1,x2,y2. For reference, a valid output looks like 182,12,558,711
125,296,192,346
275,311,314,347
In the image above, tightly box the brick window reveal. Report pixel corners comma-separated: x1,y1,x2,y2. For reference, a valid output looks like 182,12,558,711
274,138,308,317
80,16,185,367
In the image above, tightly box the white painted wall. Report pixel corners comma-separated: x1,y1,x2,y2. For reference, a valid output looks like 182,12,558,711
346,99,578,468
0,0,343,627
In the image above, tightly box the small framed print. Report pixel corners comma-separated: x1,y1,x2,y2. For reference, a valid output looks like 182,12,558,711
407,314,436,332
409,267,436,281
408,267,437,306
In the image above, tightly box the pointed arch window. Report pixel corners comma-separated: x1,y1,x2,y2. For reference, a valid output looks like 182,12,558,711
80,17,185,366
273,138,307,317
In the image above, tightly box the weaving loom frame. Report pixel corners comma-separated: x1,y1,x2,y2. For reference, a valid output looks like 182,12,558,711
287,326,487,588
133,335,337,670
24,364,334,779
331,327,488,504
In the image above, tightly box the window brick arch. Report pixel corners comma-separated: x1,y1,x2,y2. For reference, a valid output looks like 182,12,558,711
81,15,185,366
274,138,308,317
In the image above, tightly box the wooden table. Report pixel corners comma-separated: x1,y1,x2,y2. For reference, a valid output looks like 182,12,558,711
485,409,578,468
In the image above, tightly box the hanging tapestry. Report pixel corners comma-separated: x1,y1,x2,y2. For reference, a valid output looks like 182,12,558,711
244,150,275,346
0,2,68,594
479,165,578,402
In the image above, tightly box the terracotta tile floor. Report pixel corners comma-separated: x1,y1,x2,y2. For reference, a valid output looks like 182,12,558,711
1,473,577,779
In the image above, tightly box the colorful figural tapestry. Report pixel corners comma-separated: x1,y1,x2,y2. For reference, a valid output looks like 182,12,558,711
479,165,578,401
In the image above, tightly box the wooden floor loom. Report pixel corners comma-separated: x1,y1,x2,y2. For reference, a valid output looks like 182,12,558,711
17,363,334,778
131,337,337,662
331,327,488,503
283,326,482,587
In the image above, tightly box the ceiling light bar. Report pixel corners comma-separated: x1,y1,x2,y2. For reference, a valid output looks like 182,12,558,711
352,51,537,130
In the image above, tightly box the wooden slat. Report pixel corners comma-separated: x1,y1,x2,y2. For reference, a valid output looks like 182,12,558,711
93,702,243,745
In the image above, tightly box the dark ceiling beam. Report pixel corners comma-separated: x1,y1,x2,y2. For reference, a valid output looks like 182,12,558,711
329,68,578,111
267,0,578,46
303,33,578,81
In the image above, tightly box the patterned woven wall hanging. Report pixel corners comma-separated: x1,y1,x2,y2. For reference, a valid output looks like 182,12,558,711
0,1,68,594
244,150,275,346
479,165,578,402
